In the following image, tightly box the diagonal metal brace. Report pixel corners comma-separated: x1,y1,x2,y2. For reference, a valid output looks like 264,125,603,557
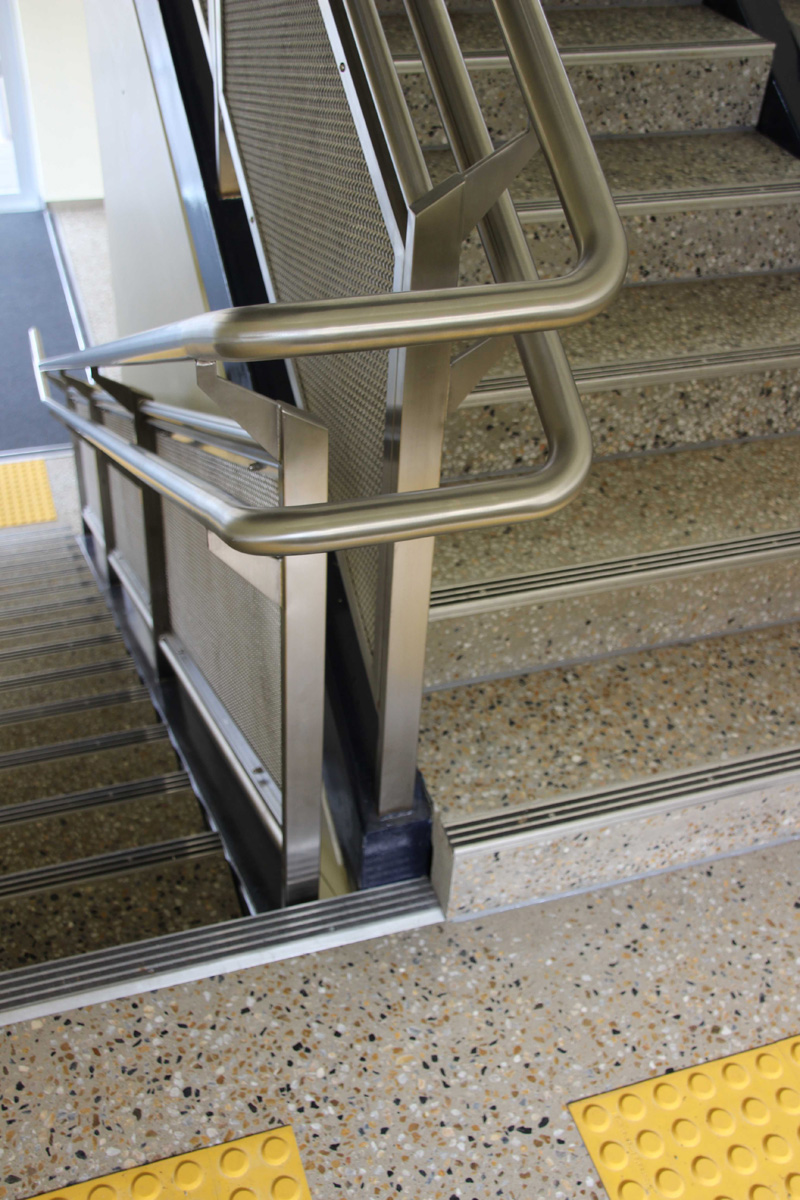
447,335,514,414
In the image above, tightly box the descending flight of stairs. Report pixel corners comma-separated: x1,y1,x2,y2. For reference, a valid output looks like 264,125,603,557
378,0,800,914
0,523,243,969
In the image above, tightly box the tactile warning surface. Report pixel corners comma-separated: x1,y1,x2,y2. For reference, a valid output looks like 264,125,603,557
571,1035,800,1200
30,1128,311,1200
0,460,56,527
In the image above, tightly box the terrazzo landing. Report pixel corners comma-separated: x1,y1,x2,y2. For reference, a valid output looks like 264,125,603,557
2,842,799,1199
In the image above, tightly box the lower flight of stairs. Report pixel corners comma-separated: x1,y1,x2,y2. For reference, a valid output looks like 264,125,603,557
0,524,243,970
378,0,800,915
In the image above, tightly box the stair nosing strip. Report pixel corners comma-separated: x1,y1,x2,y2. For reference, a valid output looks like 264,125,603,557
0,831,223,898
0,594,108,622
394,37,773,73
517,181,800,221
0,564,92,587
0,631,122,664
0,771,191,825
0,687,150,728
466,343,800,404
0,612,115,642
430,529,800,614
446,748,800,847
0,656,133,694
0,723,168,770
0,578,96,603
0,880,440,1016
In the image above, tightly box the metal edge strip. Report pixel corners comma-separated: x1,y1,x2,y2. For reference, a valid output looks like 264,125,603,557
0,723,168,770
0,686,149,729
0,831,223,898
429,530,800,617
393,37,773,73
0,879,442,1024
0,656,133,694
463,344,800,406
516,181,800,221
446,749,800,850
0,771,191,826
0,631,123,664
0,612,115,644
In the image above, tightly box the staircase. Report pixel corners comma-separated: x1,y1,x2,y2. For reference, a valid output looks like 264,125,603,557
375,0,800,914
0,522,243,969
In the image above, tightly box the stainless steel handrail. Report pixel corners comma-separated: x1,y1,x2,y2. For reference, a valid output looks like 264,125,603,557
39,0,625,373
33,0,627,555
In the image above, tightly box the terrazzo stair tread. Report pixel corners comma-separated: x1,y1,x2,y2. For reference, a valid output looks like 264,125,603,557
0,735,178,807
0,662,139,712
432,437,800,590
445,275,800,470
0,637,125,681
418,620,800,825
430,131,800,284
0,697,160,753
0,615,116,652
0,788,206,874
0,559,88,587
388,6,774,140
0,851,243,970
0,596,108,628
0,577,97,608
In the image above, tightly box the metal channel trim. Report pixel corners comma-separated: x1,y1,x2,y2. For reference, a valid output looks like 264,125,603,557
0,879,442,1025
0,631,122,665
0,656,133,694
517,181,800,222
0,724,168,771
0,771,191,826
446,748,800,852
464,343,800,406
0,831,222,899
393,37,773,73
429,529,800,617
0,687,149,729
159,635,284,837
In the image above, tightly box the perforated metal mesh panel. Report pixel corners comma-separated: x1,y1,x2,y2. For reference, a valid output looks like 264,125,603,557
222,0,397,655
100,411,151,598
158,433,284,786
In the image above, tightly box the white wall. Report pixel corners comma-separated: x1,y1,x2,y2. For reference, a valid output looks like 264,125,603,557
16,0,103,201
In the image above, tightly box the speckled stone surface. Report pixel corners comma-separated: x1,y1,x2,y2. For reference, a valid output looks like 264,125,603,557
0,616,117,653
0,639,125,682
0,698,157,753
443,369,800,476
0,789,205,874
437,777,800,916
463,197,800,285
0,575,95,603
426,130,800,201
0,738,179,807
425,556,800,688
433,437,800,588
418,621,800,822
0,599,108,635
0,853,242,970
1,559,88,587
389,9,773,143
0,664,140,713
1,840,798,1199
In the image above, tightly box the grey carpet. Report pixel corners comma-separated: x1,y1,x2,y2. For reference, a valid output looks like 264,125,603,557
0,211,77,451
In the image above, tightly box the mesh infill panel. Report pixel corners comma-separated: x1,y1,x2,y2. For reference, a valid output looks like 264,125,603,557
158,434,284,786
108,467,149,598
223,0,397,654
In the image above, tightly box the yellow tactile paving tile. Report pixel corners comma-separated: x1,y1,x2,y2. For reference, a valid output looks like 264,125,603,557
571,1036,800,1200
28,1128,311,1200
0,460,57,527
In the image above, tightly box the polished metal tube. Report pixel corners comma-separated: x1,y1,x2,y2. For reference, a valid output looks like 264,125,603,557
42,393,586,554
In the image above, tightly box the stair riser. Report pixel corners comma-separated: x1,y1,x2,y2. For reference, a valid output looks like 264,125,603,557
434,777,800,917
0,666,139,712
0,699,158,754
0,790,204,874
401,53,772,144
0,618,116,653
0,739,177,807
425,554,800,688
442,368,800,477
461,200,800,286
0,854,241,970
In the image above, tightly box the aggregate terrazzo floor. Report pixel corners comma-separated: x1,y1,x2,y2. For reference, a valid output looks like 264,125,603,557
0,738,179,807
418,621,800,822
0,698,158,753
2,840,798,1199
0,665,139,713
